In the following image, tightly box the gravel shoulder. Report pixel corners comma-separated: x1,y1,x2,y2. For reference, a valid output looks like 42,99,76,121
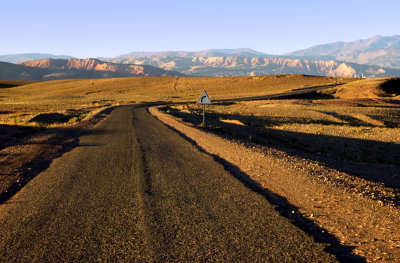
0,106,116,204
150,106,400,262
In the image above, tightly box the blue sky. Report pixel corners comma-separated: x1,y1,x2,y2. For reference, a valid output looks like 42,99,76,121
1,0,399,57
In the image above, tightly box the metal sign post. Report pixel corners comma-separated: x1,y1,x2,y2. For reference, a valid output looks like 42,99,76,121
203,104,206,125
197,90,212,126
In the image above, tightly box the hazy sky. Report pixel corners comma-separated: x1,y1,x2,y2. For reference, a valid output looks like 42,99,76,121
1,0,399,57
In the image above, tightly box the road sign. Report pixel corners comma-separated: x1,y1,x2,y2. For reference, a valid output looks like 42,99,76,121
197,90,212,104
197,90,211,126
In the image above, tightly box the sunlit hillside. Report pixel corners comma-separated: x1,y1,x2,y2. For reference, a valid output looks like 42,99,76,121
0,74,352,127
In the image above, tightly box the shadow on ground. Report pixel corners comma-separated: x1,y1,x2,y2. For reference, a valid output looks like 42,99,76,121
0,107,117,205
160,116,366,263
161,107,400,196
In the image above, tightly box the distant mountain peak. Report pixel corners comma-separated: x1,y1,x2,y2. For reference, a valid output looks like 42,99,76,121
284,35,400,69
203,48,266,54
0,53,75,63
116,48,269,59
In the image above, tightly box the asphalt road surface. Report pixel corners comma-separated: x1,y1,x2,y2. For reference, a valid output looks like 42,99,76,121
0,105,337,262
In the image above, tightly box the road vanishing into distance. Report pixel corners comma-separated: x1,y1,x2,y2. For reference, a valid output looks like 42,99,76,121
0,105,338,262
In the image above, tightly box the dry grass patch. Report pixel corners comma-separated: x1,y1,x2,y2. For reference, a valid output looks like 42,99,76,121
322,77,400,99
0,74,351,130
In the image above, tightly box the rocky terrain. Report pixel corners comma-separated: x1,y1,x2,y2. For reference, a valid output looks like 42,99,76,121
0,58,184,80
19,58,184,77
110,55,400,78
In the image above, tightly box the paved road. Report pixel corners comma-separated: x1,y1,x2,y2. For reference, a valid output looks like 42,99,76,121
0,105,337,262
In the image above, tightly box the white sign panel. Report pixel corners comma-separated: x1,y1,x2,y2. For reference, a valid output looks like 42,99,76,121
197,90,212,104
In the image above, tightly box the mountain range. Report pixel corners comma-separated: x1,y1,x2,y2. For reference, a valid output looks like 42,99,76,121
284,35,400,69
0,53,75,63
0,58,183,81
107,56,399,78
115,48,270,59
1,35,400,80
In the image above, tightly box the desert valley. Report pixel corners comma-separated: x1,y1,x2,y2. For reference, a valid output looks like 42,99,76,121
1,25,400,262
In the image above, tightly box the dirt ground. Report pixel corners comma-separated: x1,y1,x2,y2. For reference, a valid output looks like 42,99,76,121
150,106,400,262
0,107,115,203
